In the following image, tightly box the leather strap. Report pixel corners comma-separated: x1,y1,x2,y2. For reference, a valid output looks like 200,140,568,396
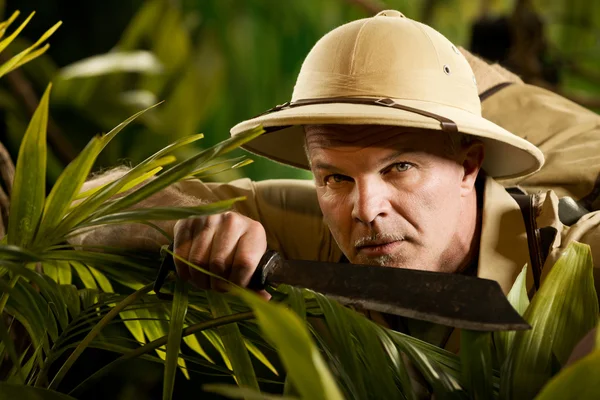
510,193,557,290
479,82,513,102
260,97,459,133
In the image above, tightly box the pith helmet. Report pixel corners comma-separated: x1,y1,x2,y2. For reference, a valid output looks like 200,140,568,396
230,10,544,179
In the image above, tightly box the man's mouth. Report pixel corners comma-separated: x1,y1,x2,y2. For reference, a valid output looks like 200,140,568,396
355,239,403,256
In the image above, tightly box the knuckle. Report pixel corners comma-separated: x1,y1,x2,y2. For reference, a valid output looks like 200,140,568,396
210,256,228,271
234,256,256,271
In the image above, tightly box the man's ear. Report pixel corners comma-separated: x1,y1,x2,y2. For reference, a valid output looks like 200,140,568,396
460,141,485,196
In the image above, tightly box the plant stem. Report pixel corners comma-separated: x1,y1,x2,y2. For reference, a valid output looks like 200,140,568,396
68,311,255,397
43,282,154,390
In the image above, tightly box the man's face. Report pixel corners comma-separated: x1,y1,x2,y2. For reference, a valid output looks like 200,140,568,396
305,124,482,273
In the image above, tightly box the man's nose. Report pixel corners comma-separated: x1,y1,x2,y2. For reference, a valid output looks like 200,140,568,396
351,180,390,225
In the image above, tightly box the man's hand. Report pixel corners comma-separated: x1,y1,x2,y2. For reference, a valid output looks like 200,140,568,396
173,212,268,295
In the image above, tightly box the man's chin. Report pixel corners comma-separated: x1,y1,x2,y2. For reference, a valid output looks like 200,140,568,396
353,254,406,268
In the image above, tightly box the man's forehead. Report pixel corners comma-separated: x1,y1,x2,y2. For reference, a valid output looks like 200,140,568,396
304,124,442,150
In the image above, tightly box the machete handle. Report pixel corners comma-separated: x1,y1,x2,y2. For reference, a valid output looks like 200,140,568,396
248,250,282,290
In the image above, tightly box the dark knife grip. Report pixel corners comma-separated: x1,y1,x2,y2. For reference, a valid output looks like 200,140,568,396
248,250,282,290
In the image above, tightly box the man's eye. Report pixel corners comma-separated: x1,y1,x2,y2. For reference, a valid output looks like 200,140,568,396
324,174,349,185
394,162,412,172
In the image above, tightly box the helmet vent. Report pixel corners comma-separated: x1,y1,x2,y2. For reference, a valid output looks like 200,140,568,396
443,65,451,75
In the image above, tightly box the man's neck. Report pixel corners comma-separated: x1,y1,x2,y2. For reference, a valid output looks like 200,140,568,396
451,174,485,275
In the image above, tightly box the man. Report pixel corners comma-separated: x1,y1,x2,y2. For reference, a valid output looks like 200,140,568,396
76,10,600,349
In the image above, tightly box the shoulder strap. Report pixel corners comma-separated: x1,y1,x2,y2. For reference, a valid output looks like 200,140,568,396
510,193,557,290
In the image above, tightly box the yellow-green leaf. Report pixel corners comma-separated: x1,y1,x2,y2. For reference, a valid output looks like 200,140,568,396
7,85,51,247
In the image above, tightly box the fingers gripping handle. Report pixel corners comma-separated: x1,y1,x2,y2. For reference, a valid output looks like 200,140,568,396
248,250,283,290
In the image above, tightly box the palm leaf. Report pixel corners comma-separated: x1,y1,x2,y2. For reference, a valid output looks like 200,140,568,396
92,126,262,219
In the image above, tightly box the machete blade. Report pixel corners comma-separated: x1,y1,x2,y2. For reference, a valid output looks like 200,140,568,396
256,252,529,332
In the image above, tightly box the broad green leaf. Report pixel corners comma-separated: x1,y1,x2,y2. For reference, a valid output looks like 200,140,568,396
0,383,78,400
164,278,188,400
503,242,599,399
7,85,51,247
535,349,600,399
203,384,297,400
207,291,259,389
460,330,493,399
71,262,97,289
494,264,529,364
235,288,344,400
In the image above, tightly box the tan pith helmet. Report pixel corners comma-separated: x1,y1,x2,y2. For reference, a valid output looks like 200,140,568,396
230,10,544,179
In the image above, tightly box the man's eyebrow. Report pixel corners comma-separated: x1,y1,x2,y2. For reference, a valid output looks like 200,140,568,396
312,161,338,171
378,149,417,166
312,149,418,172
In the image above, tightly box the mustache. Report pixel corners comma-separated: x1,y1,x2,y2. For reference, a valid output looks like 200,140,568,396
354,232,405,248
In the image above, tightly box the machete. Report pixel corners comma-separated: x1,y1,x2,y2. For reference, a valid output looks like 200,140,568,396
155,249,529,332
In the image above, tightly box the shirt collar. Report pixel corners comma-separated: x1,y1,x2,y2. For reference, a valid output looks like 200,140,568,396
477,176,532,294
